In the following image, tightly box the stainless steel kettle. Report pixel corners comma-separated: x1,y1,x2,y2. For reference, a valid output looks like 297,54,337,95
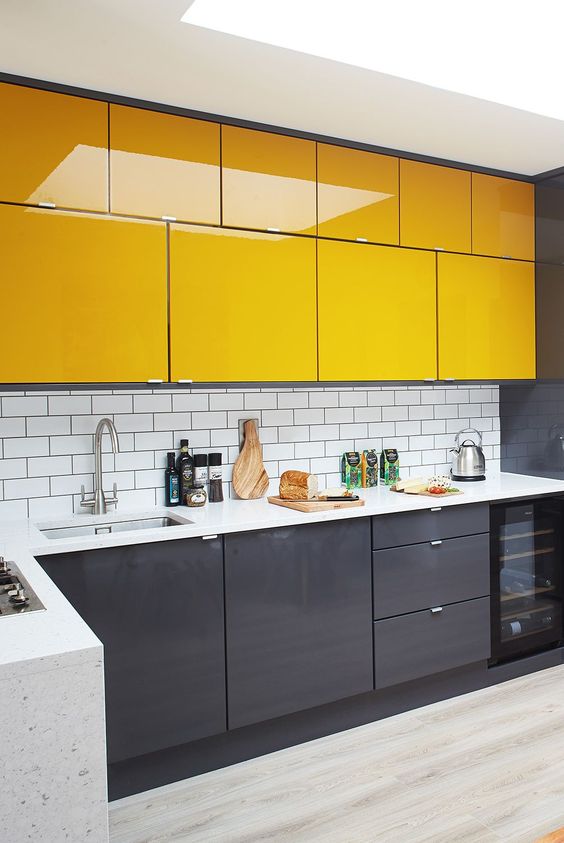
450,428,486,481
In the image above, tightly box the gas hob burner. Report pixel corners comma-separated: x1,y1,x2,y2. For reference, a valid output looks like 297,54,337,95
0,558,44,618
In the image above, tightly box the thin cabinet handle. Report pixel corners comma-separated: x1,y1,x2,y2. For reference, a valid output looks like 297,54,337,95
430,507,442,512
147,379,163,384
430,606,443,614
430,540,442,546
177,379,193,384
202,534,218,541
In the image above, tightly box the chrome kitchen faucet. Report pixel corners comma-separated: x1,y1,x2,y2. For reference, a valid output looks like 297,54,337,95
80,417,120,515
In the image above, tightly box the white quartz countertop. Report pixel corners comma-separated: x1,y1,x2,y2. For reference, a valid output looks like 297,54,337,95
3,471,564,673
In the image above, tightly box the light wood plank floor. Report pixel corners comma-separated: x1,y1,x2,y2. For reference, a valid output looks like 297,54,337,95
109,664,564,842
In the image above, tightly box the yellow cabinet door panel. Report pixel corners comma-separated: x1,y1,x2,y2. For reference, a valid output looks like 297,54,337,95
222,126,316,235
0,206,168,383
472,174,535,261
110,105,220,223
170,226,317,382
318,241,437,381
400,160,471,253
438,253,535,380
317,144,399,244
0,83,108,211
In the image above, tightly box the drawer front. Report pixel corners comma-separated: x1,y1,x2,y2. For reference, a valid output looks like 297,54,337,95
372,502,489,550
373,533,490,619
374,597,490,689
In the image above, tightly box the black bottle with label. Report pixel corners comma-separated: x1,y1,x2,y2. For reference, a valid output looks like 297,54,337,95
176,439,194,503
165,452,180,506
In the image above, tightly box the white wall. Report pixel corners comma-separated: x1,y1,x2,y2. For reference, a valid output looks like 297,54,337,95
0,384,499,520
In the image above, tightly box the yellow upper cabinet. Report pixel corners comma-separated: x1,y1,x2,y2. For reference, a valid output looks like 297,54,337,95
170,226,317,382
438,253,535,380
221,126,316,235
317,144,399,244
110,105,220,223
400,160,471,253
0,83,108,211
0,205,168,383
472,174,535,261
318,240,437,381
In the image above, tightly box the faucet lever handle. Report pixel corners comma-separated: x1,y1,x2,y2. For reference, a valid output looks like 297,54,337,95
80,484,86,502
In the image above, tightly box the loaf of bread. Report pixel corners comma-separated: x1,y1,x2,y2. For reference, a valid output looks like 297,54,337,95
279,470,318,501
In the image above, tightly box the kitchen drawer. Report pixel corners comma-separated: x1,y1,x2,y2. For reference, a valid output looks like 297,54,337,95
373,533,490,619
374,597,490,689
372,502,489,550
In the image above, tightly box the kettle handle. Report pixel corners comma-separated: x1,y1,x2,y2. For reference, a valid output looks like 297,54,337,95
454,427,482,448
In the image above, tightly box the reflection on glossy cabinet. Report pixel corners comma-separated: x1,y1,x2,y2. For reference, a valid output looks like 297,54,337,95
472,174,534,261
317,144,399,244
438,253,535,380
318,240,437,380
170,226,317,381
0,82,108,211
0,206,168,383
221,126,316,234
110,105,220,223
400,160,471,253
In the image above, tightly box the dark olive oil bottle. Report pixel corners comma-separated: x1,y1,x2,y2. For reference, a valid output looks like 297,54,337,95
176,439,194,503
165,452,180,506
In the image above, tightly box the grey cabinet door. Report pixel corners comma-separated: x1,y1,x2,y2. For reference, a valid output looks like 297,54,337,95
374,597,490,689
224,519,373,729
373,533,490,618
38,537,226,763
372,503,489,550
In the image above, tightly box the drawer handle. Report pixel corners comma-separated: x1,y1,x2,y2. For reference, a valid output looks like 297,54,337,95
202,534,218,541
430,540,442,546
430,606,443,614
430,507,442,512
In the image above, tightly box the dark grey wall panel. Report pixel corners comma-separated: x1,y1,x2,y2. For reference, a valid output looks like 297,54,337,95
372,503,489,550
38,538,226,763
499,383,564,478
373,534,490,619
224,519,373,729
536,264,564,380
536,175,564,265
374,597,491,689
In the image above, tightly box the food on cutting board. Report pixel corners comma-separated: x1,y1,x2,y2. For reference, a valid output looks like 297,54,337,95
279,470,319,501
392,474,460,495
392,476,427,493
341,452,362,488
361,449,378,487
318,487,355,500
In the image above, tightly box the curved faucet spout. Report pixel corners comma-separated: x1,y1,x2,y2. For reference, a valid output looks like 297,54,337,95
91,418,120,515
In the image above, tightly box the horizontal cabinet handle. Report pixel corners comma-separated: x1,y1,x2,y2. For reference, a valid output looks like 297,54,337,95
430,540,442,546
356,237,368,243
434,246,445,251
161,215,177,222
177,379,193,384
430,507,442,512
202,534,218,541
430,606,443,614
147,379,163,384
423,378,436,382
444,377,456,382
38,201,56,208
266,226,281,233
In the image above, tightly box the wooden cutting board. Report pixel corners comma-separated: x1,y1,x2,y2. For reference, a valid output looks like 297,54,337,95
403,489,463,497
268,496,365,513
232,419,269,499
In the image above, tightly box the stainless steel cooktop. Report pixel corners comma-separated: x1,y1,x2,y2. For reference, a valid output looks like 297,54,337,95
0,557,45,618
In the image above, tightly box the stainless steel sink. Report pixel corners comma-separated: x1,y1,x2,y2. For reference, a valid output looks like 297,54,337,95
40,514,193,540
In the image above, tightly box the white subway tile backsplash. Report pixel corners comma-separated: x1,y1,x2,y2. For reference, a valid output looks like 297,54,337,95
294,408,324,425
0,418,26,438
0,385,499,515
92,395,133,415
261,410,293,427
134,394,172,413
4,477,50,499
3,437,49,458
48,396,91,415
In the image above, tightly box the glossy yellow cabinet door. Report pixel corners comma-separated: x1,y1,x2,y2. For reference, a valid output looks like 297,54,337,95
0,206,168,383
438,253,535,380
0,83,108,211
472,174,535,261
110,105,220,223
318,241,437,380
170,226,317,381
222,126,316,235
400,160,471,253
317,144,399,244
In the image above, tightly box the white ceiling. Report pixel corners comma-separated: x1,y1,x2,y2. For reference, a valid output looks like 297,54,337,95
1,0,562,176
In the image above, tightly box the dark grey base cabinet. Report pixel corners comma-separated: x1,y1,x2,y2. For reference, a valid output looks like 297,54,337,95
224,519,373,729
38,537,226,763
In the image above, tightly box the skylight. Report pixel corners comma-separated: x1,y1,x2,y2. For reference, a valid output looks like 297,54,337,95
181,0,564,121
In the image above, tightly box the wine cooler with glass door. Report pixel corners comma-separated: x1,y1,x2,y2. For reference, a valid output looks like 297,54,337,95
490,498,564,664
